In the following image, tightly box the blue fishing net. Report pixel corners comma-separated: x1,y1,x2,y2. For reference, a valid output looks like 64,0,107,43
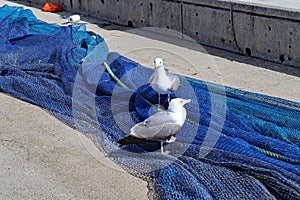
0,5,299,199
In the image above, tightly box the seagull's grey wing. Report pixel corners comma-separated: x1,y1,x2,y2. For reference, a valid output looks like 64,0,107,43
130,111,181,141
131,122,181,141
168,74,180,91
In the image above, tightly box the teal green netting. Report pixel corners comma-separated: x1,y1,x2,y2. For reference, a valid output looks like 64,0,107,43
0,5,299,200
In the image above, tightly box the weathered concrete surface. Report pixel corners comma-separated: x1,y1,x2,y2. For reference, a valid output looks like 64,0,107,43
0,93,150,200
233,0,300,10
13,0,300,67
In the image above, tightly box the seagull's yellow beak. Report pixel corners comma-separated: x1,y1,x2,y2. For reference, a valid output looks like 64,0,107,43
184,99,192,104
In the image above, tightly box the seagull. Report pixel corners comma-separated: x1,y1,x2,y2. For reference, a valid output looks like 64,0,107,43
117,98,191,153
148,58,180,109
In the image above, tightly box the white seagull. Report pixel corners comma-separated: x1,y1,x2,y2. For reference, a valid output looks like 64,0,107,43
148,58,180,109
117,98,191,153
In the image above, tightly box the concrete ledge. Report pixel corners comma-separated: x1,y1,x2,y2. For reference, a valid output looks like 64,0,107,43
14,0,300,67
185,0,300,20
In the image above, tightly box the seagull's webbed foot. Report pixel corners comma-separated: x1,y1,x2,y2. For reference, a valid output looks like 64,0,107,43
164,150,171,155
157,104,163,110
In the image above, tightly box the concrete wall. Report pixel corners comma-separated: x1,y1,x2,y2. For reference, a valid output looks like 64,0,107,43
183,0,300,66
20,0,300,67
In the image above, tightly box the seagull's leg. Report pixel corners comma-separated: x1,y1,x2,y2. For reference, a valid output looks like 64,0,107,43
160,140,164,153
157,94,162,110
158,94,160,106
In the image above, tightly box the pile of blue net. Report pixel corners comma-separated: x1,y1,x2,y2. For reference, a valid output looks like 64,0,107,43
0,5,299,199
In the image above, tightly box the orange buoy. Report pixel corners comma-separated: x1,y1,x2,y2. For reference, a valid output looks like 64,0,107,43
42,3,63,12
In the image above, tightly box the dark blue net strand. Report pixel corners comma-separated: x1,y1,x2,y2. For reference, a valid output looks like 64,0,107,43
0,5,299,199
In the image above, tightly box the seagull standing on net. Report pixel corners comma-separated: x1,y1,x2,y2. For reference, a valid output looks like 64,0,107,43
148,58,180,109
117,98,191,153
